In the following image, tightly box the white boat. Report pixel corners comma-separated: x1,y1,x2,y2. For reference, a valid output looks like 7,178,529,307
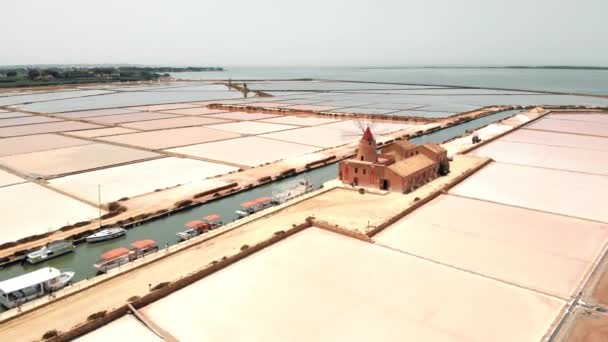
27,240,75,264
0,267,75,308
273,179,314,204
86,227,126,243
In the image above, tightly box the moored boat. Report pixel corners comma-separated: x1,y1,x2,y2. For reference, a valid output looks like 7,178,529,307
202,214,223,229
85,227,127,243
94,247,132,273
235,196,274,218
273,178,314,204
130,239,159,257
0,267,75,308
27,240,75,264
176,215,223,241
177,220,209,241
94,239,159,273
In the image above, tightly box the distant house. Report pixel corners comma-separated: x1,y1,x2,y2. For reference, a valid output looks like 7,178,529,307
338,127,449,193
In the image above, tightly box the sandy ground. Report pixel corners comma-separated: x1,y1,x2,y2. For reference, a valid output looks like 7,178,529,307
119,116,229,130
99,126,241,150
49,157,236,203
140,228,564,342
559,309,608,342
0,133,92,157
0,182,100,243
278,155,485,234
376,194,608,299
74,314,162,341
0,143,160,177
0,121,102,138
450,162,608,223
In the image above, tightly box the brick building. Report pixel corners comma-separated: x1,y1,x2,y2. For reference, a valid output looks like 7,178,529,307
338,127,449,193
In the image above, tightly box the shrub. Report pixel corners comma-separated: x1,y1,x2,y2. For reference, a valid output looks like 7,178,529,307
414,197,420,202
274,230,285,236
0,241,17,249
155,209,168,215
118,197,129,202
42,330,59,340
240,244,249,251
100,211,120,220
87,310,107,321
213,193,220,198
72,221,91,228
174,199,193,208
257,176,271,183
151,282,170,291
127,295,140,302
358,188,365,194
108,202,121,212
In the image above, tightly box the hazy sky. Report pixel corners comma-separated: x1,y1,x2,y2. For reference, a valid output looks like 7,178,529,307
2,0,607,66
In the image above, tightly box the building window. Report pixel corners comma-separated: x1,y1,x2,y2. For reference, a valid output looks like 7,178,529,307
360,156,364,161
355,167,358,174
363,169,366,175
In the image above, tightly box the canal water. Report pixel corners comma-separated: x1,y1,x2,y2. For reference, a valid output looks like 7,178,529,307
0,109,520,307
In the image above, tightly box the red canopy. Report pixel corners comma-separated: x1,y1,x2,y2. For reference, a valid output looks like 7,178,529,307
100,248,130,261
255,196,272,204
240,200,258,209
185,220,206,228
131,239,157,249
203,214,221,222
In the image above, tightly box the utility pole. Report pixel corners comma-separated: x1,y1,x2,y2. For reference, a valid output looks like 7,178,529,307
98,184,102,229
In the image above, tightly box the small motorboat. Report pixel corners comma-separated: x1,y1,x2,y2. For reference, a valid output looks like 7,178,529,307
27,240,75,264
85,227,126,243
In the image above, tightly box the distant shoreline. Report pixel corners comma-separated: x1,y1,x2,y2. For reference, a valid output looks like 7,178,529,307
361,66,608,71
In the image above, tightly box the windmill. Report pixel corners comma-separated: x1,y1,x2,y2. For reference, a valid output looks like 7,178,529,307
340,118,381,142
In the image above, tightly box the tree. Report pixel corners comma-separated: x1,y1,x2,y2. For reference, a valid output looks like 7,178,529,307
28,69,41,80
5,70,17,77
